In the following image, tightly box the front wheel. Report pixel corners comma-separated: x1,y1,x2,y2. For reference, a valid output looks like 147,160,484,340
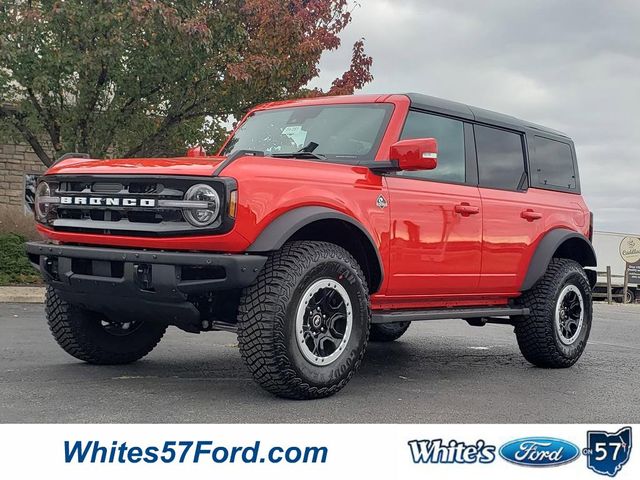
515,259,592,368
45,287,167,364
237,241,371,399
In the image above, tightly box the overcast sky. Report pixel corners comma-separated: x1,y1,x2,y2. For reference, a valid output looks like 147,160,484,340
312,0,640,233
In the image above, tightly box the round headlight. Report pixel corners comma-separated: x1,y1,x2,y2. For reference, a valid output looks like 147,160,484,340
183,184,220,227
35,181,51,222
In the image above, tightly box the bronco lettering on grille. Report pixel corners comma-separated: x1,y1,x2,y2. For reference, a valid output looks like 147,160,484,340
59,196,157,207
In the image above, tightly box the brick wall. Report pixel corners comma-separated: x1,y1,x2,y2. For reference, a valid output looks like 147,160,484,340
0,142,49,210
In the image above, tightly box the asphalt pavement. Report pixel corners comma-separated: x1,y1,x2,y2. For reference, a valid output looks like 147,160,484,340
1,302,638,423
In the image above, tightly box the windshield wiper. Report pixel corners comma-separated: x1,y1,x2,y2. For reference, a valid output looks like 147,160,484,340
269,151,326,160
269,142,325,160
298,142,319,153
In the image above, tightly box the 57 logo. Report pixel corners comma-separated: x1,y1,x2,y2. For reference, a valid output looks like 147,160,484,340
583,427,632,477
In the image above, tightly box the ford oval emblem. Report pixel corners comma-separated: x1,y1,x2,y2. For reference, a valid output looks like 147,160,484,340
499,437,580,467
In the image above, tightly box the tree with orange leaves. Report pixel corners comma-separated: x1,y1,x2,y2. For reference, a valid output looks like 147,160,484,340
0,0,372,165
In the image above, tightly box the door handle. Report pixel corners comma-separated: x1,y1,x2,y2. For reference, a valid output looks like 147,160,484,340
521,209,543,221
454,203,480,216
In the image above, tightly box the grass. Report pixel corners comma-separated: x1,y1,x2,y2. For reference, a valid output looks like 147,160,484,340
0,205,39,239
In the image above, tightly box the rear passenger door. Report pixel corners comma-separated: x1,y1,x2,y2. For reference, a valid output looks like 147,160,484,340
475,125,543,293
385,111,482,298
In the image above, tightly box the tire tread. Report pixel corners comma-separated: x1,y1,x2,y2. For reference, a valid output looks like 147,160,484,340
515,258,591,368
370,322,411,342
237,241,370,399
45,287,166,365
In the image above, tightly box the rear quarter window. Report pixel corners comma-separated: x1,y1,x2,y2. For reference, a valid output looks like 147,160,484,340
532,136,577,190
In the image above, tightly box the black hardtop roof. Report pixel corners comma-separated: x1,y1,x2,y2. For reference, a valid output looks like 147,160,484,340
405,93,570,139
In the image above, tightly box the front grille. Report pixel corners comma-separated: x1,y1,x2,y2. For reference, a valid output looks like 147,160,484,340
39,175,235,237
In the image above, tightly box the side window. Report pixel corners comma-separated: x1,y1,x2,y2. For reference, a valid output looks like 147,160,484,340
399,111,465,183
475,125,526,191
532,136,577,190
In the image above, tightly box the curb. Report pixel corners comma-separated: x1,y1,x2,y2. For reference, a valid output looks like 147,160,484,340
0,286,45,303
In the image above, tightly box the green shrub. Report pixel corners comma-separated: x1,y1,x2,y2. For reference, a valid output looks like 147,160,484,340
0,233,41,285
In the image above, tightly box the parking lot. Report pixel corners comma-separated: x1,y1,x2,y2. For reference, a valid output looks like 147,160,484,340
0,302,638,423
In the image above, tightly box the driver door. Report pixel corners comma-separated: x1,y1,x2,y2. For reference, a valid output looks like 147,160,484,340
385,111,482,299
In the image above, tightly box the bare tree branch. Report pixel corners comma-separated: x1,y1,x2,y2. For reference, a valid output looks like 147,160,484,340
26,87,61,152
0,104,53,166
78,63,108,153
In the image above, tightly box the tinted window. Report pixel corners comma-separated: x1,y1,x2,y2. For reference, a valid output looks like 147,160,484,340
533,136,576,189
399,111,465,183
220,104,392,160
475,125,525,190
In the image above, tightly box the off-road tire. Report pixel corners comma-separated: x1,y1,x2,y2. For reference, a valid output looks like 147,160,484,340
45,287,167,365
369,322,411,342
237,241,371,400
515,259,592,368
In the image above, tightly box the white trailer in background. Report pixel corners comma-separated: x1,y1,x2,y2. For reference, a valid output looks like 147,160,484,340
592,231,640,303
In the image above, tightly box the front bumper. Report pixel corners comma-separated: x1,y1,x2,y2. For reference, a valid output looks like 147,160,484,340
26,242,267,330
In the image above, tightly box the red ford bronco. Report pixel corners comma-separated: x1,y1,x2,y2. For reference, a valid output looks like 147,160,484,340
27,93,596,399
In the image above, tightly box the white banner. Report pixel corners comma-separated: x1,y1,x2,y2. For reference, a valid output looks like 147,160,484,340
0,424,635,479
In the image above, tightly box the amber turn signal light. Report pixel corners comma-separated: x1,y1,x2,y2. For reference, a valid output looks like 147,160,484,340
228,190,238,218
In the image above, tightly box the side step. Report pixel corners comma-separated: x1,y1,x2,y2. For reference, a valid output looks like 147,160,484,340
371,306,529,324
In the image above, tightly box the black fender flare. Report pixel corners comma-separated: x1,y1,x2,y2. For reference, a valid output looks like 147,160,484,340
246,206,384,291
521,228,597,291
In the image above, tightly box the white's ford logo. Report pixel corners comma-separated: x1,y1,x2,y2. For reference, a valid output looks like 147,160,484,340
60,196,156,207
499,437,580,467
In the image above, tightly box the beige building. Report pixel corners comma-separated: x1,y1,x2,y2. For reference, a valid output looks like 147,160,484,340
0,142,48,211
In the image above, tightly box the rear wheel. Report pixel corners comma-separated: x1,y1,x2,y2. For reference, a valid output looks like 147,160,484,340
237,241,370,399
369,322,411,342
45,287,167,364
515,259,592,368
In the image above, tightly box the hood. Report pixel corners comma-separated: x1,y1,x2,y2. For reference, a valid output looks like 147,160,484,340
45,156,226,177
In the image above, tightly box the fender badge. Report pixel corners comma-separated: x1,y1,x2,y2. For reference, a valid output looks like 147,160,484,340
376,195,388,209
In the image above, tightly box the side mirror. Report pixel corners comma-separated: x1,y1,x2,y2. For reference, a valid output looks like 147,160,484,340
389,138,438,171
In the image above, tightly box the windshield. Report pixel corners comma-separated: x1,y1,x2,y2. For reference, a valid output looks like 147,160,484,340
220,104,393,160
